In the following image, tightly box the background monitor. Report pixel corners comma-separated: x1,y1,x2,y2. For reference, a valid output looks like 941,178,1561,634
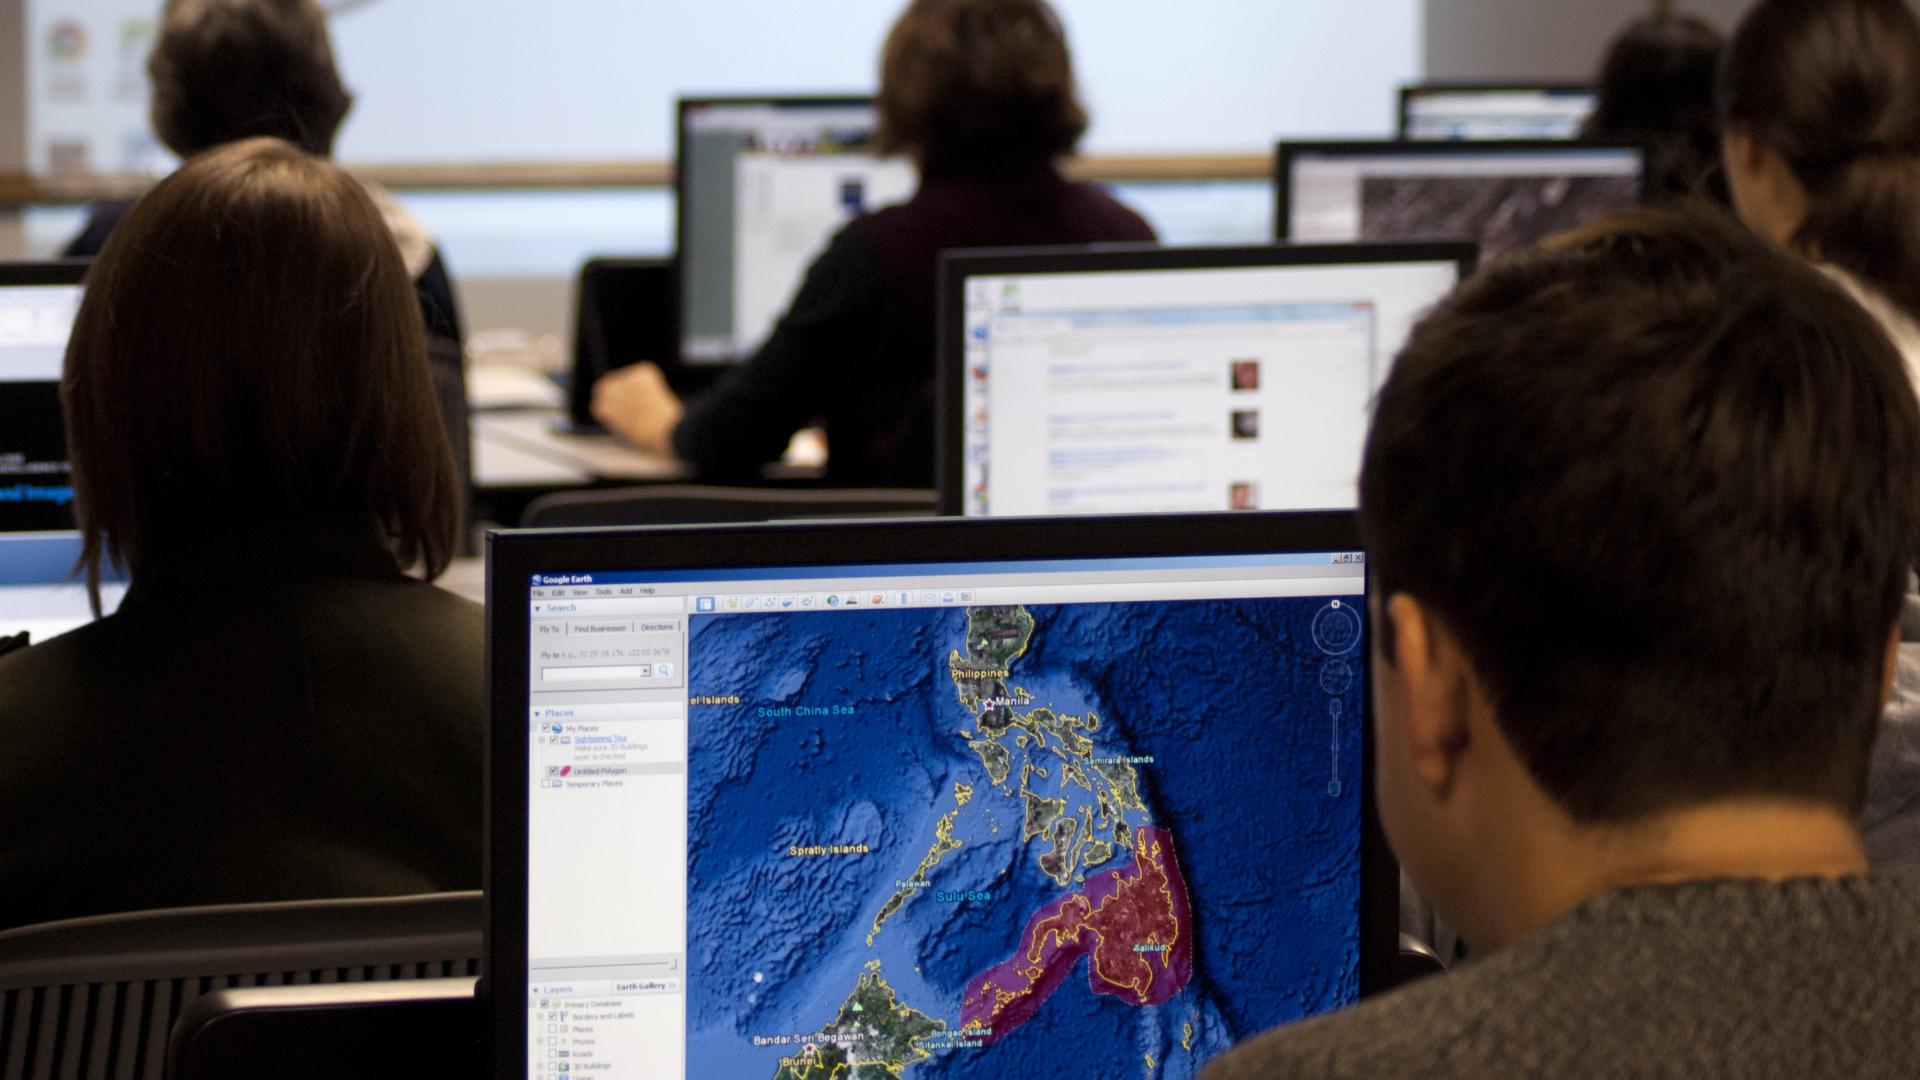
1276,139,1648,261
0,261,121,643
675,97,918,365
487,512,1393,1080
938,243,1473,518
1397,83,1595,141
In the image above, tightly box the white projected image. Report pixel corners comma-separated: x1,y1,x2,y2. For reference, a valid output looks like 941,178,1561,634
22,0,1419,176
24,0,167,177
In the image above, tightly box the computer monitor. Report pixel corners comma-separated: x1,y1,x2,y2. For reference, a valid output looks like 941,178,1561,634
486,512,1393,1080
937,243,1473,518
0,261,121,642
676,97,918,365
1398,83,1596,140
1276,139,1649,261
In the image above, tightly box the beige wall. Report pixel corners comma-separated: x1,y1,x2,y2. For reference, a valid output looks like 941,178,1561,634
1423,0,1756,81
0,0,25,174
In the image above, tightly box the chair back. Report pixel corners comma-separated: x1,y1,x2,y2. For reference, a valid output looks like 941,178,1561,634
567,256,688,429
166,978,478,1080
0,892,480,1080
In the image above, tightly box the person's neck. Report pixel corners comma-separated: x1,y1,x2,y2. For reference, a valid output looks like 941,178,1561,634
1474,798,1867,952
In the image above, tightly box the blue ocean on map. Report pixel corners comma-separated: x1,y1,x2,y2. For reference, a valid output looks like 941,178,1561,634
683,597,1364,1080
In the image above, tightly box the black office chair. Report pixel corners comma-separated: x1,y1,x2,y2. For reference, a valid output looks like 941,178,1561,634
564,256,708,433
519,484,939,528
0,892,480,1080
1394,932,1449,988
167,978,478,1080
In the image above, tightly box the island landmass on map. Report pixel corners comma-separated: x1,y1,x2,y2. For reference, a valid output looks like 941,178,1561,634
772,961,946,1080
958,824,1195,1045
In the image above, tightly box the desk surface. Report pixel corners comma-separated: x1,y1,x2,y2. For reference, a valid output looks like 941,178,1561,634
473,407,829,493
477,412,689,484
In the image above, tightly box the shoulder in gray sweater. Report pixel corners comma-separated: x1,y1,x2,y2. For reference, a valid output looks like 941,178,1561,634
1202,877,1920,1080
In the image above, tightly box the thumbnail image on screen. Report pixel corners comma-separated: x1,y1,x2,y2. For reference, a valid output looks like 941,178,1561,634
678,99,918,363
0,283,82,535
519,550,1369,1079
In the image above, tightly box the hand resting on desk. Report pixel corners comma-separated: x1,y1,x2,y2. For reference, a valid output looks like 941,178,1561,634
590,362,684,455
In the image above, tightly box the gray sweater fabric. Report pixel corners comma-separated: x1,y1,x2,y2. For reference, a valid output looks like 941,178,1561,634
1201,877,1920,1080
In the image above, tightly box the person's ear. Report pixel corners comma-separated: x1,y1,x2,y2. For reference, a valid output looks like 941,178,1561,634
1722,126,1766,176
1383,594,1474,800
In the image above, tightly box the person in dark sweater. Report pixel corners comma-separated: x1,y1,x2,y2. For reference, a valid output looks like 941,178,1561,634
1204,208,1920,1079
0,139,480,931
591,0,1155,487
1581,12,1728,204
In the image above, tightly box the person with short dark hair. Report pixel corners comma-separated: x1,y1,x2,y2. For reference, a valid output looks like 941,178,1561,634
591,0,1154,486
1581,12,1726,202
0,138,483,931
1718,0,1920,877
1202,207,1920,1079
64,0,472,510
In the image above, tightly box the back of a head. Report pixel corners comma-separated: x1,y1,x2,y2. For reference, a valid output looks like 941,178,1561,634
875,0,1088,171
1583,13,1725,201
1719,0,1920,320
1360,207,1920,823
64,137,458,600
149,0,351,158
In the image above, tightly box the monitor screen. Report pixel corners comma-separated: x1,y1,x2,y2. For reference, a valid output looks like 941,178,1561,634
0,264,125,641
0,277,80,535
1277,140,1646,261
1398,84,1595,140
677,98,919,364
943,245,1468,518
489,514,1382,1080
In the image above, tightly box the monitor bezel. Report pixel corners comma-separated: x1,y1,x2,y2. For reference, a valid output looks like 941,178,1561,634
485,511,1394,1078
671,94,886,367
934,241,1479,517
1395,81,1596,140
0,259,90,289
1273,137,1654,243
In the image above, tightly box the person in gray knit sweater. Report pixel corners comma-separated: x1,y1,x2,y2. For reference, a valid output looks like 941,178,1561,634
1204,207,1920,1080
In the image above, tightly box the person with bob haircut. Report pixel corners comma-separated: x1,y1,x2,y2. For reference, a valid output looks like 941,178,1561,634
0,138,483,932
591,0,1154,487
1203,207,1920,1079
1581,12,1727,203
1718,0,1920,877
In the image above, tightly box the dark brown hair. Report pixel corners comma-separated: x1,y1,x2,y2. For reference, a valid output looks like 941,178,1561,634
875,0,1089,170
149,0,352,158
1719,0,1920,320
1361,206,1920,822
64,137,458,607
1583,13,1726,202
